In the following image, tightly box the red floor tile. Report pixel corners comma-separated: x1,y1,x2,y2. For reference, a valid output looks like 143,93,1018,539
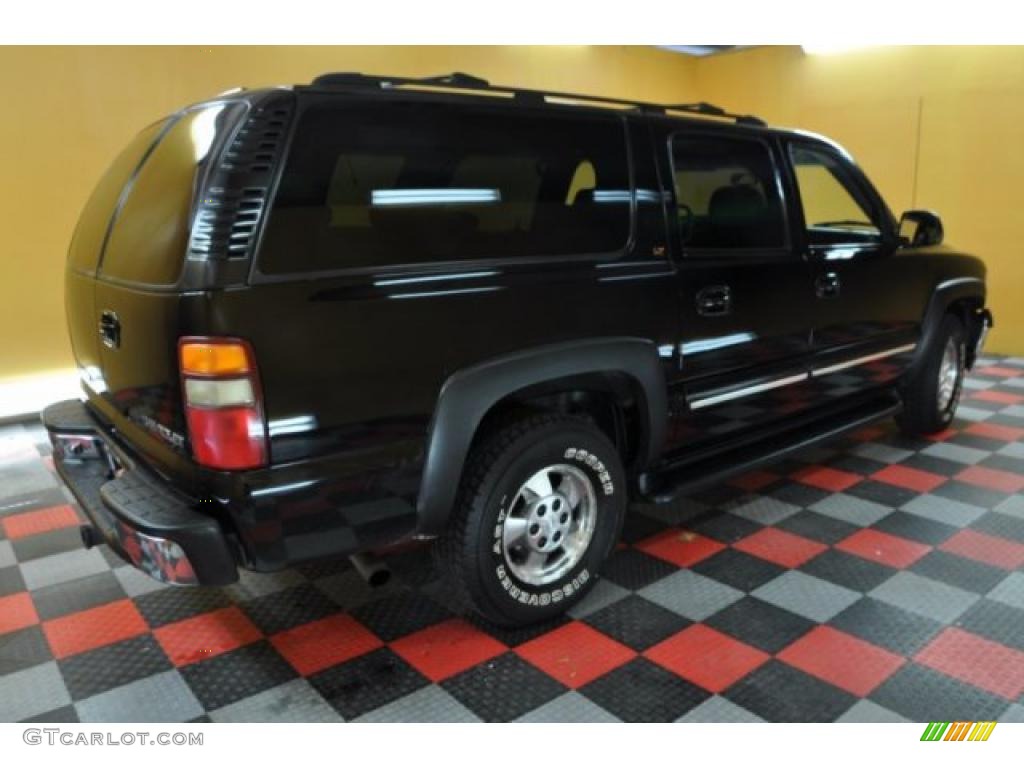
43,599,148,659
645,624,769,693
271,613,382,676
154,605,262,666
851,426,886,442
391,618,507,682
516,621,635,689
733,527,828,568
965,422,1024,442
975,365,1023,378
791,466,862,492
925,427,958,442
970,389,1024,405
872,465,947,493
730,470,780,492
955,465,1024,494
939,529,1024,570
778,626,905,697
0,592,39,635
836,529,931,569
1,505,80,540
636,528,726,568
915,627,1024,700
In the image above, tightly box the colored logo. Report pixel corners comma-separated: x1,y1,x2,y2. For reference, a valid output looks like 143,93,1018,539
921,722,997,741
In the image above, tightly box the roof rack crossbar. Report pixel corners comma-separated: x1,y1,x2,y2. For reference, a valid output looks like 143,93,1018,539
309,71,767,127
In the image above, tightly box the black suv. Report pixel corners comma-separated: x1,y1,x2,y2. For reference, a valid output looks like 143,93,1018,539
45,72,993,626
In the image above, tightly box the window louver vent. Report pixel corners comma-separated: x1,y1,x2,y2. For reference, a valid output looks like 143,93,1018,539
189,95,294,261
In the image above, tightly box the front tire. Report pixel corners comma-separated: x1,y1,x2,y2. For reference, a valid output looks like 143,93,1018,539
897,313,967,436
436,414,627,627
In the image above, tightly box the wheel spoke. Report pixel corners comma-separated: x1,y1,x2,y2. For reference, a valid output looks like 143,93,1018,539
524,550,548,572
562,475,582,510
523,469,554,499
503,517,529,546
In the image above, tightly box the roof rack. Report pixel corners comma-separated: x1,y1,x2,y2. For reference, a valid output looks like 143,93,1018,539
309,72,767,127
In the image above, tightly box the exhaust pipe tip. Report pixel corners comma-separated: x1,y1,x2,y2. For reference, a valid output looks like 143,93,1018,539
349,552,391,588
80,524,100,549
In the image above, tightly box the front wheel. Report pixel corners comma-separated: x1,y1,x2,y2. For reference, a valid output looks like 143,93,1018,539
436,414,627,626
897,313,967,436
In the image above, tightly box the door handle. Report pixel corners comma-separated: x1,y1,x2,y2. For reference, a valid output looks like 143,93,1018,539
99,310,121,349
696,285,732,317
815,272,841,298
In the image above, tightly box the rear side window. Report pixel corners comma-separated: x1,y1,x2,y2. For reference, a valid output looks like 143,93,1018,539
258,100,631,274
100,105,233,285
68,121,166,273
672,134,786,250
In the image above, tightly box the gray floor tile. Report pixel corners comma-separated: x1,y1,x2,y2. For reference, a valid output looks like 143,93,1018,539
727,496,801,526
954,406,993,422
639,569,743,621
851,442,913,464
921,442,991,465
516,691,619,723
751,571,860,623
987,572,1024,611
998,443,1024,460
211,679,342,723
837,699,910,722
0,662,71,722
19,548,109,591
901,494,987,528
1,458,57,497
869,571,978,623
676,695,764,722
810,493,892,526
1001,703,1024,723
995,495,1024,519
0,540,14,569
76,670,203,723
112,565,167,598
223,568,307,602
566,578,630,619
356,684,480,723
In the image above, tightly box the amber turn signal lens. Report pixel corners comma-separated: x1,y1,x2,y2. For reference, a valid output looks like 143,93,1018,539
180,341,251,376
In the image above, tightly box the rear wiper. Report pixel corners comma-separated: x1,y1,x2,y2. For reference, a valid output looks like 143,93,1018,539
812,220,877,228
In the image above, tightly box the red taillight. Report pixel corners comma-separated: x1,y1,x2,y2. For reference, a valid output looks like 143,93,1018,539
179,338,267,470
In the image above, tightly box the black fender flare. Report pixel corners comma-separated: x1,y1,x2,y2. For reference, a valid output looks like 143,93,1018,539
909,277,987,378
415,337,668,535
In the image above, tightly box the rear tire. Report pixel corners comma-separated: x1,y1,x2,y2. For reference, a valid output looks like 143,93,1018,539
436,414,627,627
897,313,967,436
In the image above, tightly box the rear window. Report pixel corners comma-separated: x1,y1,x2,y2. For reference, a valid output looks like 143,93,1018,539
100,105,233,285
258,100,631,274
68,121,167,273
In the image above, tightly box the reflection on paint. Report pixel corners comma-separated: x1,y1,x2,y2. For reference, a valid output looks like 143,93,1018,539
268,414,319,437
251,479,318,498
189,105,224,163
374,270,500,287
371,188,501,207
681,332,756,355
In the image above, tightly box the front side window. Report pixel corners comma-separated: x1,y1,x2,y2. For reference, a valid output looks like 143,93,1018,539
258,101,631,274
671,134,786,250
789,144,882,247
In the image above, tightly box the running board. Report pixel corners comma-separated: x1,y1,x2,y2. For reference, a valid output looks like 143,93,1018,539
638,394,901,505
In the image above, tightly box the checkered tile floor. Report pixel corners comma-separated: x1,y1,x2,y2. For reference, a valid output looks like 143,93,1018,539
3,358,1024,723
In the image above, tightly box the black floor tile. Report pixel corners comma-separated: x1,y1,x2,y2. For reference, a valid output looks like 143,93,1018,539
351,590,453,642
776,510,860,545
847,480,920,508
933,480,1009,510
311,647,430,720
692,548,785,593
620,513,667,544
0,565,26,597
705,596,815,654
801,549,897,593
239,583,343,635
724,659,857,722
980,454,1024,475
466,613,571,648
872,511,959,546
903,453,967,478
829,597,942,656
59,634,172,701
580,657,710,722
11,527,83,563
583,595,691,652
442,652,566,722
0,625,53,676
971,511,1024,543
179,640,297,711
768,482,832,508
910,550,1007,595
869,662,1009,721
31,572,127,621
600,548,678,591
829,455,887,477
688,510,764,545
134,586,232,629
956,599,1024,652
22,705,79,723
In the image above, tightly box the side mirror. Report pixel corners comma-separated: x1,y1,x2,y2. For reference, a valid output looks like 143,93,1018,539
898,210,944,247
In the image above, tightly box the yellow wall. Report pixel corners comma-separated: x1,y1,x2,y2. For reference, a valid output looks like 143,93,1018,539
3,45,1023,388
0,45,697,383
694,45,1024,354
